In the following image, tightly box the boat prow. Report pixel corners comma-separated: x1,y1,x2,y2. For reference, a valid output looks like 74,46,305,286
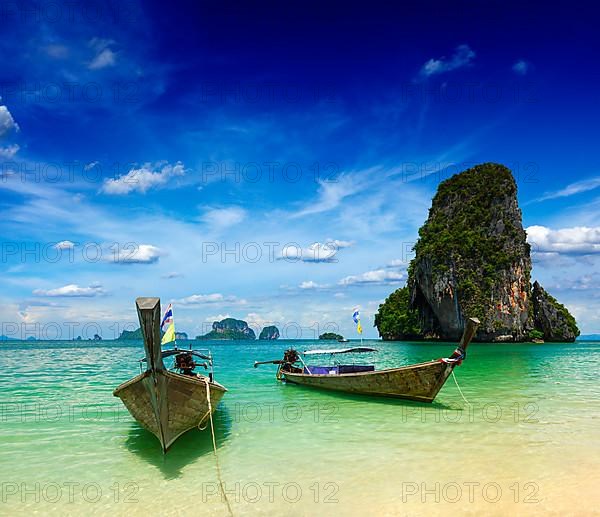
113,297,227,452
113,370,227,451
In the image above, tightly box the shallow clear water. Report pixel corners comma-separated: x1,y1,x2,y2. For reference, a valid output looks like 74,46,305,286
1,339,599,515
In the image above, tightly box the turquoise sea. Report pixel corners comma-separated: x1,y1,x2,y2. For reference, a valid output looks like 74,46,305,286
1,339,599,516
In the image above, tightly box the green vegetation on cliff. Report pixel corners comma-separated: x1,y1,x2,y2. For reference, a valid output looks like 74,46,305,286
528,329,544,341
196,318,256,340
411,163,529,323
375,162,578,342
319,332,344,340
374,287,422,339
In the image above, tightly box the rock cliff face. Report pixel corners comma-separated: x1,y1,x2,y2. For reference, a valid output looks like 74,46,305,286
375,163,579,342
531,281,579,341
259,326,280,340
197,318,256,340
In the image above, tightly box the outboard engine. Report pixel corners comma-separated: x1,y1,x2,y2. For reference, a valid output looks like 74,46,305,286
283,348,299,365
175,352,196,375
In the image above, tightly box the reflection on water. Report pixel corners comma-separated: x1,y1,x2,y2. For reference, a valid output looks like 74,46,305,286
123,407,233,480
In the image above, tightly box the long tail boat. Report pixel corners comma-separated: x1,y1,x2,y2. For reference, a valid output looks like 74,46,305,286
114,298,227,452
255,317,479,402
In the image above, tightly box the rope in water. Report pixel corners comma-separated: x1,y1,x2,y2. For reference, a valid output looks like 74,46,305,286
203,379,234,517
451,369,471,407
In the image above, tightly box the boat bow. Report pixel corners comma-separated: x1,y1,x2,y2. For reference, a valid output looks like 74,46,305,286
113,297,227,452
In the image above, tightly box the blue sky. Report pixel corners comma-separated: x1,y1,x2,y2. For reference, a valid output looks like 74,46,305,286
1,0,600,339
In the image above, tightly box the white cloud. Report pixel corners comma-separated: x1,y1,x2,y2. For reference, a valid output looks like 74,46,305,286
89,48,116,69
527,225,600,254
0,105,19,137
88,38,116,70
54,240,75,250
33,283,105,297
530,251,564,264
546,273,600,291
299,280,329,289
292,174,361,218
244,312,276,331
199,206,246,228
109,244,164,264
565,302,600,333
339,268,404,286
533,176,600,202
204,313,232,322
0,144,19,159
387,258,409,268
89,38,115,51
176,293,246,306
101,162,185,195
326,239,354,249
162,271,183,279
44,44,69,59
279,241,350,263
420,44,475,77
512,60,530,75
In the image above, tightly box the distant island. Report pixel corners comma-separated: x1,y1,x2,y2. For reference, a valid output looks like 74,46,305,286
197,318,256,340
259,325,280,340
0,335,24,341
117,328,188,341
319,332,344,341
375,163,579,343
1,335,100,341
117,328,143,340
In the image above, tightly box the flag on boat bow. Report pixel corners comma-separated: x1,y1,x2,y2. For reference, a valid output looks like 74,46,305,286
353,309,363,334
161,304,173,329
160,303,176,345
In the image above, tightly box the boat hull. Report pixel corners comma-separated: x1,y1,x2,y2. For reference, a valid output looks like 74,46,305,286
281,360,453,402
114,370,226,451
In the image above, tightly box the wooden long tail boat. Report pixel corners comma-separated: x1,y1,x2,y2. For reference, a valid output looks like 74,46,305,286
113,297,227,452
255,318,479,402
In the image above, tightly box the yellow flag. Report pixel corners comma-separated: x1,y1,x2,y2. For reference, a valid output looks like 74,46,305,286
161,322,176,345
357,321,363,334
